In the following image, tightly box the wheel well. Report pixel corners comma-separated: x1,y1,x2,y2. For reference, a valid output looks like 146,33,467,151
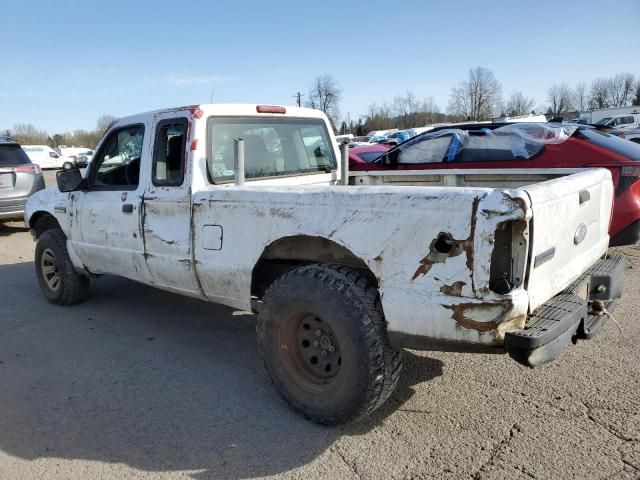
30,212,62,238
251,235,377,299
630,138,640,144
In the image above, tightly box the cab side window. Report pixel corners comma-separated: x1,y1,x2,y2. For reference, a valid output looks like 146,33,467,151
92,125,145,190
153,118,187,186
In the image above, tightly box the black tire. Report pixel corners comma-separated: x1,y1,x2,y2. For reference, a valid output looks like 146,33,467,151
35,229,89,305
257,263,402,425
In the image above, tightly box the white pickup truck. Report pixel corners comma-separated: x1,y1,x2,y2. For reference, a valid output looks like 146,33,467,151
25,104,624,425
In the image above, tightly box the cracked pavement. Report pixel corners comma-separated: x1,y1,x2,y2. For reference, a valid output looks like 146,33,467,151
0,177,639,479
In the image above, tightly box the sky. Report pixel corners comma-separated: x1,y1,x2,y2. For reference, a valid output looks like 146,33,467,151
0,0,638,133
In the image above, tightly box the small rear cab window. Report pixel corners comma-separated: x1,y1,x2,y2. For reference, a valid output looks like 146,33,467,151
206,117,337,183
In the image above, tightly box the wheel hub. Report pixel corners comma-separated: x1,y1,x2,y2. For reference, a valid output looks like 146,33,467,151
293,315,342,382
41,248,61,292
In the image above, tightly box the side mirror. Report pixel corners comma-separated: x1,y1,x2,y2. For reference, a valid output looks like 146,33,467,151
56,168,85,192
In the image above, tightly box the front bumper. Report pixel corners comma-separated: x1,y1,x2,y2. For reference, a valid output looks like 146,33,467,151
505,253,625,367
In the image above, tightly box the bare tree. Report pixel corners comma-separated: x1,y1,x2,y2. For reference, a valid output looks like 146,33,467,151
590,78,612,109
96,115,118,135
305,74,342,123
448,67,502,121
505,91,535,116
610,73,636,107
634,83,640,106
574,82,588,112
10,123,49,145
547,83,574,116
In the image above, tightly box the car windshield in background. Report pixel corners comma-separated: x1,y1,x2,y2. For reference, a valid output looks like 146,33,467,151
595,117,612,125
378,123,575,164
207,117,336,182
577,128,640,160
0,145,31,166
358,151,385,162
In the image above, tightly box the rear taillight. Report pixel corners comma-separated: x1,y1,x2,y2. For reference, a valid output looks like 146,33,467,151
616,165,640,195
621,166,640,177
13,164,41,175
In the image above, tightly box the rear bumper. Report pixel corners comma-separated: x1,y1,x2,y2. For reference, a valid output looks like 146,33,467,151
0,198,27,220
610,219,640,246
505,253,625,367
0,175,45,220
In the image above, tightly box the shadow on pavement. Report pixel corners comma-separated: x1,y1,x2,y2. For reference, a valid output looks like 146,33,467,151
0,221,28,238
0,262,443,478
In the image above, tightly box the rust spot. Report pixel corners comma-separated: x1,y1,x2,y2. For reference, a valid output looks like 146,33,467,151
465,196,480,292
411,196,483,292
373,255,383,263
440,281,466,296
443,300,512,333
411,258,435,281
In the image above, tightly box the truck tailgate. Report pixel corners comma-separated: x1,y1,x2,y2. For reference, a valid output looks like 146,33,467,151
524,169,613,311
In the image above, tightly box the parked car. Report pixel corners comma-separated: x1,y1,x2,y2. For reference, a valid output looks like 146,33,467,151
610,127,640,144
25,105,622,425
594,113,640,131
58,147,94,168
0,137,45,221
349,144,391,164
22,145,66,169
351,122,640,246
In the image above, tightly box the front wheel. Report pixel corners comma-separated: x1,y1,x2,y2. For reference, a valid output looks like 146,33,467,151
257,264,402,425
35,229,89,305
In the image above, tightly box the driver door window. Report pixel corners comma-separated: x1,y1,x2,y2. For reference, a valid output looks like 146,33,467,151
92,125,145,189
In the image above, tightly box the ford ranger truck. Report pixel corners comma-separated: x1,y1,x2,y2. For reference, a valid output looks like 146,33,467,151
25,104,624,425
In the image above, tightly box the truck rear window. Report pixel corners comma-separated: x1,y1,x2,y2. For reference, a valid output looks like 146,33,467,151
0,145,31,166
206,117,337,182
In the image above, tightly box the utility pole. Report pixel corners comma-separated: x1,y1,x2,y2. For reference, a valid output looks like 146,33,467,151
294,92,304,107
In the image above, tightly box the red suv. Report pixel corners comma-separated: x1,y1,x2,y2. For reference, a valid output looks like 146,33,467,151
350,123,640,246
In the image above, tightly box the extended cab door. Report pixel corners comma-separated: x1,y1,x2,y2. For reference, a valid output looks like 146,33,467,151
68,123,147,277
140,115,202,297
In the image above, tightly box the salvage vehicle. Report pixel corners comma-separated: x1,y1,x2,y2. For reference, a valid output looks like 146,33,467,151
25,104,624,425
0,137,45,221
351,123,640,246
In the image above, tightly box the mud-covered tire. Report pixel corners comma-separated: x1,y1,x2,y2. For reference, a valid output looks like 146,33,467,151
35,229,89,305
257,263,402,425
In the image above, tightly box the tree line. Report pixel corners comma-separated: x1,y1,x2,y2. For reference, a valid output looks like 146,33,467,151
304,68,640,134
5,115,117,148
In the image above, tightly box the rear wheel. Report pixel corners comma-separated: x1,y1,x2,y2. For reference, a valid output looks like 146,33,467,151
257,263,402,425
35,229,89,305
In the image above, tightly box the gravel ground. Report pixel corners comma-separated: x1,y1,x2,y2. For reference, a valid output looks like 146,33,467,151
0,180,638,479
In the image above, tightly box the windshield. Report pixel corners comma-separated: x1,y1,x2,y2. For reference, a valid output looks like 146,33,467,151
595,117,612,125
577,128,640,160
206,117,336,182
378,123,575,165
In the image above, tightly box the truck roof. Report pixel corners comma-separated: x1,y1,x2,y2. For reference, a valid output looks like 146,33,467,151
114,104,328,126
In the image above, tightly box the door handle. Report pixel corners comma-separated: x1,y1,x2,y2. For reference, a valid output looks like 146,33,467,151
122,204,134,213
